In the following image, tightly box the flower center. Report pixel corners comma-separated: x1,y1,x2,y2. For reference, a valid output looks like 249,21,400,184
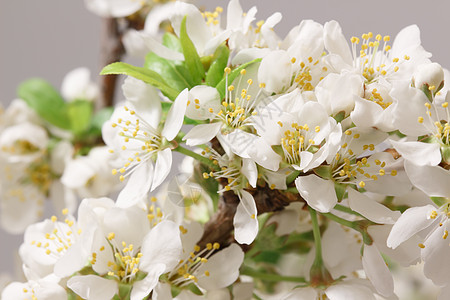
32,212,80,258
279,122,319,165
350,33,408,83
104,233,143,283
331,130,397,188
111,106,163,182
1,140,40,155
168,240,219,287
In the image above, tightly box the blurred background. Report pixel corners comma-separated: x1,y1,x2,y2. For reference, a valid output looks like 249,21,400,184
1,0,449,291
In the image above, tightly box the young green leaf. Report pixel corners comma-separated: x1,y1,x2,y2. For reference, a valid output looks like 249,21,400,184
162,32,183,52
180,16,205,85
17,78,70,129
100,62,179,100
334,182,347,201
205,44,230,87
215,58,262,99
67,100,93,135
145,52,194,91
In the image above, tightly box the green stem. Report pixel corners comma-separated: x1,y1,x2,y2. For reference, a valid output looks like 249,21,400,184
286,170,301,185
174,146,218,170
240,266,306,283
285,187,299,194
309,207,323,265
308,207,333,286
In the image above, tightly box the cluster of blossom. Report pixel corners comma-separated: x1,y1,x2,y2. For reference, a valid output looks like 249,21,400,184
1,0,450,299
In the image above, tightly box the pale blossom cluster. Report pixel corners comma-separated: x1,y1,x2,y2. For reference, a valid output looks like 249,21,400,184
2,0,450,299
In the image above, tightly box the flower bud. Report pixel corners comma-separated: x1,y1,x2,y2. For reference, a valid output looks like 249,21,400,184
413,62,444,92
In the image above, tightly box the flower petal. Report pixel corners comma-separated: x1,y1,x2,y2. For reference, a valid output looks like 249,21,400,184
116,163,154,208
404,161,450,197
233,191,258,244
387,205,436,249
422,224,450,286
67,275,118,300
323,20,352,65
151,148,172,191
295,175,337,213
162,88,188,141
347,189,400,224
362,244,394,297
184,122,222,146
390,140,441,166
197,243,244,290
130,264,166,300
139,220,182,273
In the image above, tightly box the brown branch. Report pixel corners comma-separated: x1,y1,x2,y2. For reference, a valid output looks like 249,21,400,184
98,17,124,110
197,182,303,250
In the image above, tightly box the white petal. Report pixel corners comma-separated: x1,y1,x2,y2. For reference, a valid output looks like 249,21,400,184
84,0,142,18
61,159,95,189
422,224,450,286
152,282,172,300
282,287,317,300
247,137,281,171
142,32,185,61
323,21,352,65
122,77,162,128
197,244,244,290
219,130,257,158
185,85,220,120
170,2,211,55
347,189,400,224
231,48,271,65
242,158,257,188
139,220,182,273
67,275,118,300
151,148,172,191
116,163,154,208
233,191,258,244
390,140,441,166
130,264,166,300
404,161,450,197
184,122,221,146
54,242,87,278
362,244,394,297
102,206,150,248
162,89,189,141
325,280,377,300
387,205,436,249
258,50,292,94
295,175,337,213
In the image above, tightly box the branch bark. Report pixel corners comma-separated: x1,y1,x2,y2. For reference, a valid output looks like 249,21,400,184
98,17,124,110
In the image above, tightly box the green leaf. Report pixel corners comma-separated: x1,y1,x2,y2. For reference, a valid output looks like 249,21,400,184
186,283,204,296
100,62,180,101
67,100,93,135
89,107,114,135
17,78,70,129
431,197,447,207
215,58,262,99
333,111,346,123
145,52,194,91
206,44,230,87
441,145,450,164
180,16,205,84
163,32,182,52
334,182,347,201
313,165,332,179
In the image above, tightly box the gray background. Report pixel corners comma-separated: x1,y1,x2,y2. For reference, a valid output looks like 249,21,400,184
1,0,450,279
